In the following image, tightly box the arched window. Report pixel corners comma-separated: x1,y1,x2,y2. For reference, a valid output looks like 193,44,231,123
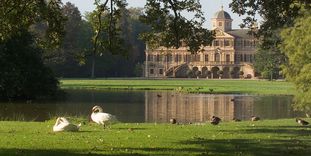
215,53,220,62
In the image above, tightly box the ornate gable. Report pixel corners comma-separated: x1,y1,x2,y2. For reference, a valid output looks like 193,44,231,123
214,28,234,39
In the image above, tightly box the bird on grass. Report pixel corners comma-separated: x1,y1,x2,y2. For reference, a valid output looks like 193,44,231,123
91,105,117,128
53,117,81,132
232,117,241,122
169,118,177,124
296,118,309,126
210,116,221,125
251,116,260,121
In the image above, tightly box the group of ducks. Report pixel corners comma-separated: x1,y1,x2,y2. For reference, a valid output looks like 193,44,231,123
53,105,116,132
170,115,309,126
209,115,260,125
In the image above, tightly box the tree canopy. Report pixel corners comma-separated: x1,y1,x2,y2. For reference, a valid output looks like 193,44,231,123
230,0,310,78
0,0,66,48
0,0,65,100
140,0,214,53
280,8,311,112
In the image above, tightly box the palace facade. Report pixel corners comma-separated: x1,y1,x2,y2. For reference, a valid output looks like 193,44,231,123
144,7,257,79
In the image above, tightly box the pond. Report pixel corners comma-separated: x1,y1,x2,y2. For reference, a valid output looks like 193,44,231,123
0,90,302,123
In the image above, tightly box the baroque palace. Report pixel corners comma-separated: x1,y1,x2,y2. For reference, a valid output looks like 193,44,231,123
144,7,257,79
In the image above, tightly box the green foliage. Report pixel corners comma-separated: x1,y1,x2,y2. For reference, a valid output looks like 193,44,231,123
280,9,311,112
0,30,60,100
45,2,93,77
140,0,214,53
0,0,66,100
87,0,128,78
0,0,66,48
230,0,309,79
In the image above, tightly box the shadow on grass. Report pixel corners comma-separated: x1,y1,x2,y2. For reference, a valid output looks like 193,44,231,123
179,138,311,156
219,126,311,137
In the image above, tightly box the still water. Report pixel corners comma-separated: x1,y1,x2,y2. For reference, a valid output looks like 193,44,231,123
0,90,301,123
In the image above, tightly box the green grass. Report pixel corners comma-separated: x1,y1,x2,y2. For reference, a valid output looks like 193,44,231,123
60,79,295,95
0,119,310,155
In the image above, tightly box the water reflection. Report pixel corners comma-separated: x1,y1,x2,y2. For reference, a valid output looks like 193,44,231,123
145,92,298,123
0,90,301,122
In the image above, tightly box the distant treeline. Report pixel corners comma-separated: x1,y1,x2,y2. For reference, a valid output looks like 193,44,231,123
43,2,149,78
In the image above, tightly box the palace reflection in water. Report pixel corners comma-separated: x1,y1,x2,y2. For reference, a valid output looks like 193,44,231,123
0,90,299,122
145,91,297,123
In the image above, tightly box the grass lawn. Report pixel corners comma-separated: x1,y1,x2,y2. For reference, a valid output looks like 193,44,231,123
0,119,310,155
60,79,295,95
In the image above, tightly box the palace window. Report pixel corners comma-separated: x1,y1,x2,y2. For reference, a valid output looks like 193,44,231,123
224,40,230,46
150,69,154,74
205,54,209,62
178,54,182,62
159,69,163,75
235,39,242,47
147,55,152,61
156,55,160,62
215,53,220,62
167,54,173,62
220,40,223,47
195,54,200,62
214,40,219,46
175,54,179,62
226,54,230,62
186,54,191,63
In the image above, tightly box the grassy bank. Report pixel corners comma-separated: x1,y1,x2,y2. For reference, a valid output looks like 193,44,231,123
0,119,310,155
60,79,295,95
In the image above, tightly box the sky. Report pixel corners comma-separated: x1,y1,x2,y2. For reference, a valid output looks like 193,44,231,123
61,0,258,29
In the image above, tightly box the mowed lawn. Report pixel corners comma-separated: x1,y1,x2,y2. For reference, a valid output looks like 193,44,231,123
0,119,310,155
60,79,295,95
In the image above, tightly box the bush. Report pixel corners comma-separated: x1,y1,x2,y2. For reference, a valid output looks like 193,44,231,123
0,30,61,100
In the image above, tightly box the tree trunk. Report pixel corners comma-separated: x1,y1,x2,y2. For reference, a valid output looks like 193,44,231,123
91,52,95,79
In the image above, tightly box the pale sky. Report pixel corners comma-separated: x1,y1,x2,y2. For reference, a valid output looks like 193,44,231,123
61,0,259,29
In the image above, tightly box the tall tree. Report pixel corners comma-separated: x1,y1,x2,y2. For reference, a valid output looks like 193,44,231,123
0,0,65,100
140,0,214,53
46,2,93,77
88,0,127,78
230,0,310,78
280,8,311,113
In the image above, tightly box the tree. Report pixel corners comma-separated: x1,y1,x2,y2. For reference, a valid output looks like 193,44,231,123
88,0,127,78
229,0,310,78
280,9,311,112
46,2,93,77
0,0,65,48
140,0,214,53
0,0,65,100
0,30,60,100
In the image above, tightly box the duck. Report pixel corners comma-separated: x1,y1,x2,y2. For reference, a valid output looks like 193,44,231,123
53,117,81,132
233,117,241,122
91,105,117,128
210,116,221,125
251,116,260,121
296,118,309,126
169,118,177,124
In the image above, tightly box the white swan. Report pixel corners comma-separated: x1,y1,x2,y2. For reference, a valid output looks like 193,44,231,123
53,117,81,132
91,105,117,128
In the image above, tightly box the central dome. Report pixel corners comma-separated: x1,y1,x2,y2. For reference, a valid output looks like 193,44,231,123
213,7,231,19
